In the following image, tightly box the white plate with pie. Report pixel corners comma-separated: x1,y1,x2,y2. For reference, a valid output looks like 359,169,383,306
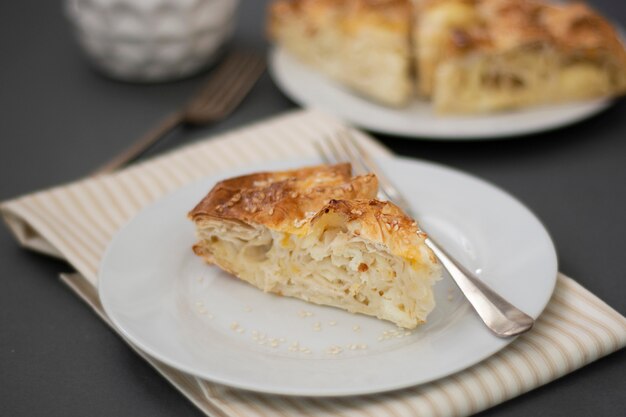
99,157,558,396
269,47,612,140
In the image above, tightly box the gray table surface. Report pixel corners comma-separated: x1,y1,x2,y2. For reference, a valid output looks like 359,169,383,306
1,1,625,416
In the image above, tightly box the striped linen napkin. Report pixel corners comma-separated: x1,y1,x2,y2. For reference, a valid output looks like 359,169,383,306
2,110,625,417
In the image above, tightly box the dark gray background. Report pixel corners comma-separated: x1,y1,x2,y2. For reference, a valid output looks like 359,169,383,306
1,0,625,416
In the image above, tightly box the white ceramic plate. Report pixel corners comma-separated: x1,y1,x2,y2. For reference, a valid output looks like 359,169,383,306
99,157,558,396
268,47,611,139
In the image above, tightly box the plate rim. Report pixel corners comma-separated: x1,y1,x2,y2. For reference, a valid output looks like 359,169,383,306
268,46,612,140
98,156,559,396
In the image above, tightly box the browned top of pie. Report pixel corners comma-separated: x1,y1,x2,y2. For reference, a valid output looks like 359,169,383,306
269,0,411,35
422,0,626,65
188,163,378,233
309,198,436,265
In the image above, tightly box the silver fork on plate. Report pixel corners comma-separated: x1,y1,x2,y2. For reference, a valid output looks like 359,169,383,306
316,131,534,338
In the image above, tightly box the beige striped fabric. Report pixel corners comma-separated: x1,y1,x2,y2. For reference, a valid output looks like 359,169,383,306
2,110,625,417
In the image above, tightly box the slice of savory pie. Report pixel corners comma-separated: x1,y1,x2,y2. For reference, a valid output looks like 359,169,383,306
268,0,413,106
188,164,442,328
416,0,626,113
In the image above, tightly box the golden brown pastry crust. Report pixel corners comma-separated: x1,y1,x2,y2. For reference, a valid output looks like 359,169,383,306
269,0,411,35
542,3,626,67
188,163,379,234
421,0,626,64
310,199,437,266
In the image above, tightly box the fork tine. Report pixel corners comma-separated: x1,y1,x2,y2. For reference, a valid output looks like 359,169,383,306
323,136,347,164
336,131,395,204
215,55,265,114
318,131,370,176
313,140,332,164
208,54,263,113
336,130,370,176
317,131,394,204
340,131,416,217
188,53,247,105
197,56,249,111
185,52,265,122
316,132,411,214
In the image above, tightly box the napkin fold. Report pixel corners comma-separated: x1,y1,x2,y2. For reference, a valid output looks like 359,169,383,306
2,110,625,417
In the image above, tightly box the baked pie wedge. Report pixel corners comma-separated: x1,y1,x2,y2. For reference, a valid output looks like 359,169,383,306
188,164,442,328
268,0,413,106
416,0,626,113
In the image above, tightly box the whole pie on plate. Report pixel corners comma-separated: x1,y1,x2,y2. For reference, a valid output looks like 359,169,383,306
188,163,442,329
269,0,626,113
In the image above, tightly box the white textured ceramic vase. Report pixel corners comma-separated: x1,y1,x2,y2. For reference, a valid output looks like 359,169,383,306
65,0,240,82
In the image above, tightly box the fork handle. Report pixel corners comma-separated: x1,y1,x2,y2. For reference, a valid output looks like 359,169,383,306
93,111,184,175
424,237,534,337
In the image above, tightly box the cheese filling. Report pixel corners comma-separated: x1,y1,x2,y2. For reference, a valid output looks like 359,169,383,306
194,215,438,329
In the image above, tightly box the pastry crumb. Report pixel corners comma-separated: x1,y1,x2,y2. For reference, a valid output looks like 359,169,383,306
378,327,411,341
298,310,314,318
326,345,343,355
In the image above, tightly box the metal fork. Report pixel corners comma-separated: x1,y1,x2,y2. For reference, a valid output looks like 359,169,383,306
94,51,265,175
316,131,535,337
